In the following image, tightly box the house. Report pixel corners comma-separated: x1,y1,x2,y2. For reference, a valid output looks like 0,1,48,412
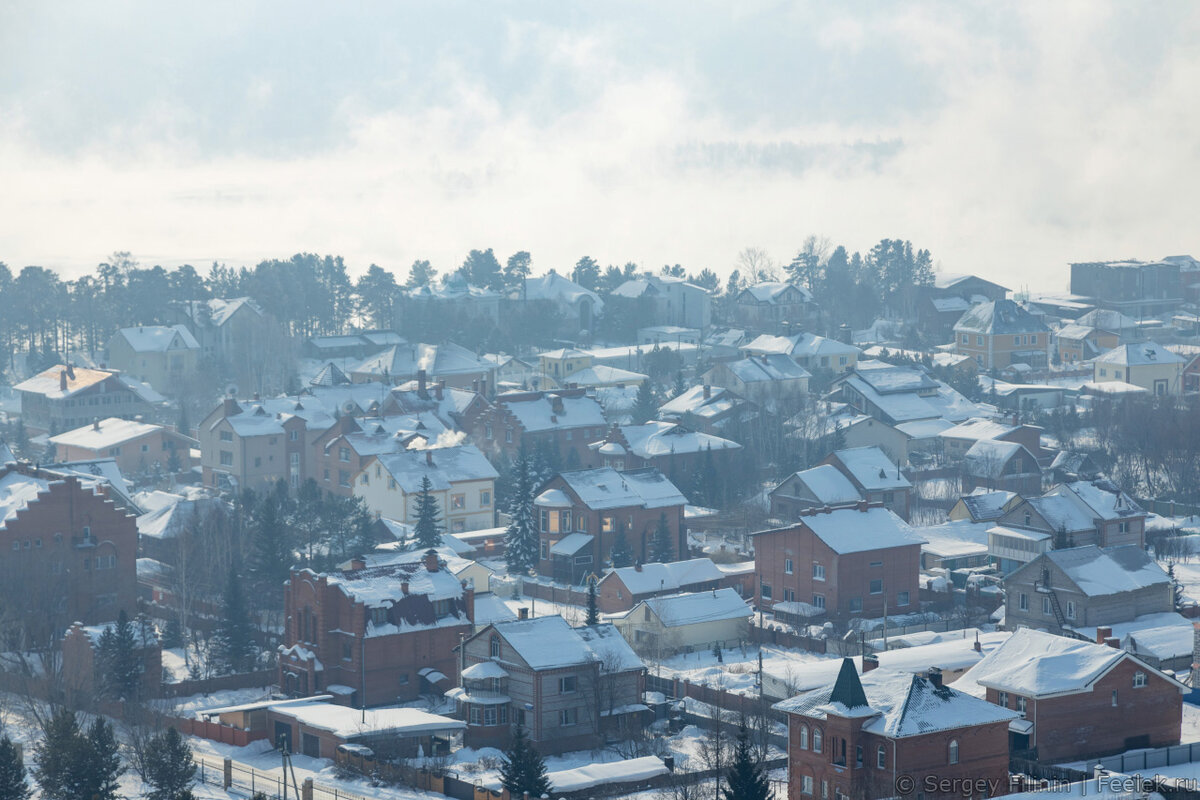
350,342,495,391
657,384,753,434
565,365,648,390
310,414,447,498
405,276,502,323
588,421,742,478
1074,308,1141,340
1054,324,1118,365
953,299,1050,371
775,658,1017,800
1002,545,1171,635
818,447,912,521
948,489,1020,524
105,325,200,396
49,418,196,478
706,358,811,409
916,519,992,571
957,628,1184,761
198,396,328,492
278,549,474,707
168,296,286,393
518,271,604,334
961,439,1042,496
734,282,813,331
0,462,138,637
918,273,1011,339
637,325,701,347
740,332,861,375
353,445,499,534
462,388,609,469
615,588,751,657
1070,259,1182,319
482,353,537,390
703,328,750,361
1166,344,1200,394
1092,341,1185,395
835,361,983,426
769,465,864,520
752,504,925,620
535,467,687,585
451,616,646,754
596,558,725,613
267,701,465,760
937,417,1047,466
537,348,593,384
15,365,160,434
305,331,407,362
612,275,711,332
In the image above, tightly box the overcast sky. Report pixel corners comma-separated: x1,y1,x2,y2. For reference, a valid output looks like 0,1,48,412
2,1,1198,293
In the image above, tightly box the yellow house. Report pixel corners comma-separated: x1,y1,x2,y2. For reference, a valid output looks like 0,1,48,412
1092,342,1185,396
537,348,592,383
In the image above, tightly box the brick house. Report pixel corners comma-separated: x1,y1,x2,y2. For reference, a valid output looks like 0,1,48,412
353,445,498,534
960,439,1042,496
596,558,724,613
198,397,317,492
14,365,159,435
752,504,925,620
1070,259,1182,319
1054,324,1119,365
49,417,196,478
463,388,609,470
534,467,687,585
918,273,1010,340
937,417,1048,467
1002,545,1171,635
775,658,1018,800
0,463,138,639
770,465,865,521
818,447,912,521
450,616,646,755
734,282,813,332
105,325,201,397
278,549,474,707
958,628,1184,761
953,299,1050,371
589,421,742,479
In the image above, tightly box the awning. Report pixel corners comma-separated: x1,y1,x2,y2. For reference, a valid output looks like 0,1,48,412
1009,719,1034,735
550,532,593,556
418,667,449,684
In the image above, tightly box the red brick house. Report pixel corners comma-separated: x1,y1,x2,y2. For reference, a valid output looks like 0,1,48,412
775,658,1018,800
957,628,1184,762
278,549,474,707
752,504,924,620
595,558,725,613
462,388,608,469
589,421,742,479
534,467,688,585
0,463,138,641
818,447,913,521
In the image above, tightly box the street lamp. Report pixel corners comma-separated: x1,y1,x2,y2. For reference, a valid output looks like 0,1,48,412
528,568,537,617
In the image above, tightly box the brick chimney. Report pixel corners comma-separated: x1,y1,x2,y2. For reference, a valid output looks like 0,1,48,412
417,369,427,398
436,380,445,401
518,607,529,620
92,418,100,432
1104,637,1120,649
551,395,565,415
349,556,366,570
425,450,434,467
862,653,879,673
401,580,409,596
1096,626,1112,645
927,667,943,688
472,379,479,393
973,634,982,653
703,384,711,399
634,562,643,572
223,397,239,416
424,549,440,572
59,370,68,391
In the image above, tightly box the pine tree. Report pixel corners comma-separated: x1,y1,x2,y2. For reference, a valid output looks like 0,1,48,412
722,723,771,800
162,617,184,649
650,512,675,563
610,521,634,568
250,490,293,596
34,709,126,800
585,578,600,626
144,727,197,800
212,566,256,675
1170,562,1185,609
633,380,658,424
413,475,443,549
109,610,142,700
0,735,31,800
504,453,539,575
80,717,124,800
498,724,552,799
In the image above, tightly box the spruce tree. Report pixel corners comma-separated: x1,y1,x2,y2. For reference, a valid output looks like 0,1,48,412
504,453,540,574
413,475,443,549
212,566,256,675
33,707,81,800
143,727,197,800
722,723,771,800
585,578,600,626
633,380,658,424
650,512,675,563
0,735,31,800
80,717,124,800
250,490,293,596
498,724,552,799
610,521,634,568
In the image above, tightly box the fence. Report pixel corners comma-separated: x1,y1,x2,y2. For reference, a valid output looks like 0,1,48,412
194,754,377,800
1137,497,1200,520
168,715,268,747
162,668,276,698
1084,741,1200,775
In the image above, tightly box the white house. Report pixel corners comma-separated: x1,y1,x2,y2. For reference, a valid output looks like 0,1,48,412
354,444,499,533
614,587,751,656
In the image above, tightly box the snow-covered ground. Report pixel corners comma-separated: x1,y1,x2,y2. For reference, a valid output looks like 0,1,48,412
654,643,836,695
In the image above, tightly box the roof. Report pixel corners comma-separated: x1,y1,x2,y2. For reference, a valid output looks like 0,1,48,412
0,464,131,530
938,417,1017,442
658,385,746,421
953,300,1048,335
1056,324,1098,340
1076,309,1139,330
114,324,200,353
840,372,982,424
520,272,604,312
829,446,911,491
320,555,466,610
309,362,351,387
741,332,860,359
501,392,607,432
15,365,117,400
1094,341,1185,367
739,281,812,304
642,588,752,627
963,440,1029,479
556,467,687,510
50,418,174,451
853,364,940,395
205,297,263,325
599,421,741,459
372,445,498,494
1041,545,1169,597
761,506,925,555
915,519,992,558
549,532,593,556
776,666,1018,738
488,616,642,672
353,342,492,379
268,701,465,739
957,489,1017,521
575,623,644,672
604,558,724,595
934,272,1008,292
461,660,509,680
567,365,648,387
721,354,812,383
779,465,862,506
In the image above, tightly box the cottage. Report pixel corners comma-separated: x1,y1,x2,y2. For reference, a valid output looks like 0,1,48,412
106,324,200,396
835,361,983,426
819,447,912,521
734,281,813,331
740,331,861,374
953,299,1050,370
463,388,608,468
961,439,1042,496
614,587,751,658
1092,341,1185,396
50,417,196,478
518,272,604,334
589,421,741,477
596,558,725,612
354,445,498,534
15,365,160,434
702,355,811,403
657,384,753,434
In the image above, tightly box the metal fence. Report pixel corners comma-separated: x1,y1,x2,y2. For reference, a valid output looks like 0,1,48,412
1086,741,1200,774
194,755,375,800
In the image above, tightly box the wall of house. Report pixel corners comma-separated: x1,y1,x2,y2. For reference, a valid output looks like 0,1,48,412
617,611,748,655
20,379,153,435
355,471,495,534
107,339,199,397
56,428,192,477
536,496,686,583
1005,563,1171,634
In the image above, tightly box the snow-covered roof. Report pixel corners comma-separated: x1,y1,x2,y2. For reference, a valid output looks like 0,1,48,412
937,417,1017,442
934,272,1007,292
520,272,604,312
841,373,983,424
1094,341,1185,367
1056,324,1097,340
603,558,724,595
0,465,129,529
957,489,1017,522
309,362,351,387
658,385,746,422
932,297,971,313
461,660,509,680
779,465,862,506
642,588,752,627
597,421,741,460
1056,480,1144,520
269,701,465,739
550,532,593,556
1076,308,1139,330
557,467,687,510
741,332,859,359
1042,545,1169,597
739,281,812,304
853,363,940,395
576,623,644,672
770,506,925,555
534,488,573,508
722,354,812,383
501,392,608,432
135,489,221,539
15,366,118,400
371,444,498,494
775,665,1018,738
830,446,911,491
114,324,200,353
353,342,492,380
894,418,957,439
544,757,666,794
488,616,642,672
566,365,648,387
915,520,992,559
206,297,263,326
953,300,1047,335
963,440,1028,479
50,417,175,451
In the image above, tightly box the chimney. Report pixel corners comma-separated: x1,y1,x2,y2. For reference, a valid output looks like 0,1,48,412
223,397,239,416
424,548,440,572
253,392,261,402
417,369,427,398
472,379,479,393
349,557,366,570
425,450,434,467
551,395,565,415
703,384,711,399
927,667,943,688
518,607,529,620
401,580,409,596
862,653,879,673
1104,637,1120,649
1096,626,1112,645
973,633,982,653
634,562,643,572
436,380,445,401
92,418,100,432
59,370,68,391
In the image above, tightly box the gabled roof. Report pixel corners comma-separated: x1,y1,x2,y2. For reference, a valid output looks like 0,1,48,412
520,272,604,312
828,446,911,491
853,363,940,395
596,421,741,459
953,300,1048,335
1040,544,1170,597
737,281,813,304
553,467,686,510
371,445,498,494
641,588,752,627
759,506,925,555
741,332,859,359
840,372,983,424
485,616,642,672
354,342,491,379
658,385,748,422
777,465,862,506
15,365,117,400
721,355,811,383
963,440,1032,479
1076,309,1139,330
937,417,1017,442
602,558,724,595
114,324,200,353
50,418,179,451
500,392,607,432
957,489,1017,522
567,365,648,387
1094,341,1185,367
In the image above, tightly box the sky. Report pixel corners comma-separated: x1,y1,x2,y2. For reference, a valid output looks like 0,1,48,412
2,1,1199,294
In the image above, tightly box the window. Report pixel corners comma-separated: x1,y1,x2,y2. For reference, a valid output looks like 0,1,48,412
813,594,825,610
785,559,793,574
961,334,968,345
869,579,882,595
220,430,233,442
254,456,262,468
370,607,387,625
855,745,863,768
1014,336,1021,346
342,643,352,661
1112,690,1118,707
601,516,614,533
802,776,814,795
760,583,772,600
141,443,149,453
976,335,984,346
480,490,491,507
451,494,466,510
219,451,233,466
338,470,350,488
540,542,548,560
1066,601,1076,619
812,563,825,581
290,430,298,441
896,591,909,607
10,542,17,552
559,676,577,693
948,739,959,765
483,706,497,726
812,728,822,753
577,515,587,532
1042,596,1051,616
998,691,1008,708
877,745,886,769
560,511,572,531
1017,696,1027,714
485,424,493,439
799,725,808,750
1019,593,1029,611
559,708,577,726
469,706,481,725
339,447,351,462
1118,521,1129,533
1134,671,1147,688
822,781,828,800
849,597,863,613
34,538,41,549
505,428,513,443
108,447,121,457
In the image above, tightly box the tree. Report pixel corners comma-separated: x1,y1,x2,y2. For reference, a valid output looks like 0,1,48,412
97,610,142,700
585,578,600,626
355,264,399,329
406,259,437,289
610,521,634,568
34,709,125,800
80,717,124,800
143,727,197,800
650,512,675,563
461,248,503,291
572,256,601,292
413,475,444,549
0,736,30,800
1169,562,1185,610
722,723,771,800
504,251,532,293
498,724,552,799
249,488,293,597
211,566,256,675
633,380,658,424
504,453,539,574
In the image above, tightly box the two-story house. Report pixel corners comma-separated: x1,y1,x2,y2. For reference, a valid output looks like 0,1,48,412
1092,341,1186,395
753,504,925,620
198,397,324,492
818,447,912,521
106,325,201,397
588,421,742,479
834,361,984,427
702,355,811,404
657,384,754,435
740,332,861,375
734,282,813,332
451,615,646,754
49,417,196,478
961,439,1042,496
1054,324,1119,365
953,299,1050,371
354,445,499,534
463,389,609,469
15,365,160,435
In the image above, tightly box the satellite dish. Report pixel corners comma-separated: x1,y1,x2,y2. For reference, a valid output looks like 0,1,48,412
225,383,238,398
340,399,358,416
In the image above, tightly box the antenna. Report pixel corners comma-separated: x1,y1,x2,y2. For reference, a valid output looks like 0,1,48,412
340,399,358,416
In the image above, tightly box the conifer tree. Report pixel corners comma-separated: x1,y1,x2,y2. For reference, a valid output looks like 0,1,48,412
585,578,600,626
34,709,126,800
80,717,124,800
633,380,658,424
250,489,293,596
650,511,675,563
143,727,197,800
498,724,552,799
0,735,31,800
722,723,771,800
413,475,443,549
212,566,256,675
504,452,539,574
610,520,634,568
